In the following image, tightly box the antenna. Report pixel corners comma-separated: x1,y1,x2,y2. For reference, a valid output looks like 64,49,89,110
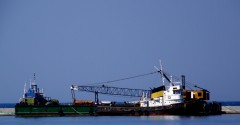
24,82,26,93
30,79,32,87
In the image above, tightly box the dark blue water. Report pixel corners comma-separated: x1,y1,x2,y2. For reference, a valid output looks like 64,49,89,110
0,115,240,125
1,102,240,125
0,103,15,108
221,101,240,106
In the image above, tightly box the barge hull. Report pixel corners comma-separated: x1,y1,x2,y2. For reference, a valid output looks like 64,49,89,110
15,105,96,116
96,105,185,116
15,101,222,116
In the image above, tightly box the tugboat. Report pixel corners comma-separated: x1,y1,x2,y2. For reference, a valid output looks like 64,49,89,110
71,62,222,116
137,63,184,115
18,74,52,106
15,74,96,116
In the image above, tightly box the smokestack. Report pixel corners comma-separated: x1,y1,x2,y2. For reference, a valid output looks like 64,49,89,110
181,75,185,90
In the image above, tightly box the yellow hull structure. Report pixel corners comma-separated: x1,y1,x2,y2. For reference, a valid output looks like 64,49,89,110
151,91,163,98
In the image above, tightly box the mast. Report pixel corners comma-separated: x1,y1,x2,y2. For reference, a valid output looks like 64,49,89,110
154,60,165,86
23,82,27,98
32,73,36,85
181,75,185,90
160,60,165,85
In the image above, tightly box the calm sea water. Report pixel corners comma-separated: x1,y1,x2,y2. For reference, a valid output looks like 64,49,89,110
1,103,240,125
0,114,240,125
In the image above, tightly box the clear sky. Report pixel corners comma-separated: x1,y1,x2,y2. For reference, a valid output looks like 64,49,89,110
0,0,240,103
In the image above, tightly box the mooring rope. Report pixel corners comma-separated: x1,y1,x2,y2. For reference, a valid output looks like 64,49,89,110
68,105,84,114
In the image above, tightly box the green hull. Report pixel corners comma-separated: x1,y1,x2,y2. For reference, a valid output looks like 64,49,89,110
15,101,222,116
15,105,96,116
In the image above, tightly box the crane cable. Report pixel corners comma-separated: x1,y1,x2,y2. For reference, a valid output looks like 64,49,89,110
162,70,205,90
83,71,159,85
81,70,203,91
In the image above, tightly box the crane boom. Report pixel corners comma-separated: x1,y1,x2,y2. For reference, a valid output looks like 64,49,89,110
71,85,151,97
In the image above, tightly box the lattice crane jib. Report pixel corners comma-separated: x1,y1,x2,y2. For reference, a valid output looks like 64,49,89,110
70,85,151,104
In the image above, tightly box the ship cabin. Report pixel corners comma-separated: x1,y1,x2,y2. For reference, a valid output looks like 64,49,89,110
140,84,183,107
19,82,50,106
182,89,209,101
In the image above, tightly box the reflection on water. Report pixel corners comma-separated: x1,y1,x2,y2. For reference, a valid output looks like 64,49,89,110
140,115,181,121
1,114,240,125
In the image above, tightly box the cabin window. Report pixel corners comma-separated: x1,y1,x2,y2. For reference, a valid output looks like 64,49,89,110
198,92,202,97
173,90,181,94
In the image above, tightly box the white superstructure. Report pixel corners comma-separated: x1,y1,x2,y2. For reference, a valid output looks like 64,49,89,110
140,61,183,107
140,84,183,107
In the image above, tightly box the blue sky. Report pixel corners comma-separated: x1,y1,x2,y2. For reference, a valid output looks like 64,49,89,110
0,0,240,103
